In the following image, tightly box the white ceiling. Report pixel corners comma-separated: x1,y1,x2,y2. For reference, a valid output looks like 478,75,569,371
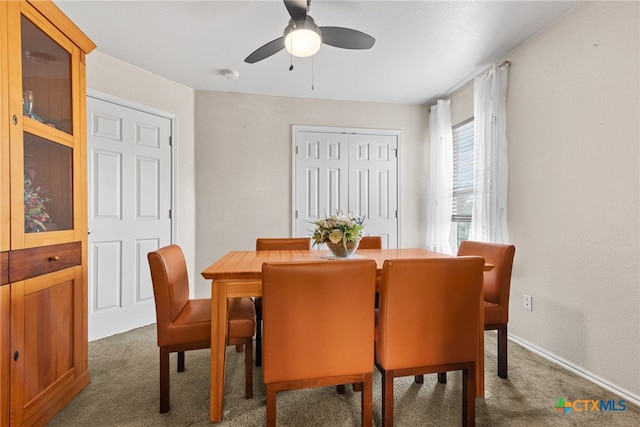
54,0,580,105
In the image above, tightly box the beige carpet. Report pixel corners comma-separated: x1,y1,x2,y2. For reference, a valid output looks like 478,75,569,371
49,324,639,426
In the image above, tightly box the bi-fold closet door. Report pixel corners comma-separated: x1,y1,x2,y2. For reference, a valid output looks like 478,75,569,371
293,126,399,248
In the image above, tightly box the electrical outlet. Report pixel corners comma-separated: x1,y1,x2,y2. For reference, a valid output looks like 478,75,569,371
523,295,532,311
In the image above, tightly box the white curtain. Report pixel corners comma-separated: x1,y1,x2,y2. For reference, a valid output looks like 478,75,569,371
426,99,453,254
470,64,510,243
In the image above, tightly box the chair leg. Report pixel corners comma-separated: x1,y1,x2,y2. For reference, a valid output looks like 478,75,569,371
381,369,394,426
244,337,253,399
266,384,277,427
336,384,346,394
463,364,476,427
159,347,170,413
414,375,423,384
437,372,447,384
361,372,373,427
177,351,185,372
497,324,508,378
255,299,263,367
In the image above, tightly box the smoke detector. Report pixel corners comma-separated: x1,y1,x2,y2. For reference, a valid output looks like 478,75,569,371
222,69,240,80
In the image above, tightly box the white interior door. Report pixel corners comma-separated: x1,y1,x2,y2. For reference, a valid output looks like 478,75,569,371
348,133,398,248
295,130,349,238
87,96,172,340
294,127,399,247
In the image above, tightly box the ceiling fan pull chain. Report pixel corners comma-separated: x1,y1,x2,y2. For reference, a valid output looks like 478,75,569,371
289,40,294,71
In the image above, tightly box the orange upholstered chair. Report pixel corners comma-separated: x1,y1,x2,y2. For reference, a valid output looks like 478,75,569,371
255,237,311,251
254,237,310,366
458,240,516,378
375,257,484,427
262,260,377,427
358,235,383,249
147,245,255,413
357,234,383,323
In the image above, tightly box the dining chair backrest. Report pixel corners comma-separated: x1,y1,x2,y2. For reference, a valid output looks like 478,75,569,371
256,237,310,250
376,256,484,369
359,236,383,249
457,240,515,323
262,259,377,382
148,244,191,347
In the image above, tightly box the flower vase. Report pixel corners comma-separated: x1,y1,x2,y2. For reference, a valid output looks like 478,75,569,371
326,239,360,258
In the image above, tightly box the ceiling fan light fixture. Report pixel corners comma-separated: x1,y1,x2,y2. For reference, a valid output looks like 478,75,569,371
284,18,321,58
245,1,375,64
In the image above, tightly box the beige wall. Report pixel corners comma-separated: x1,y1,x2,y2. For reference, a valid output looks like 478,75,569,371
85,51,197,289
452,1,639,400
193,92,428,294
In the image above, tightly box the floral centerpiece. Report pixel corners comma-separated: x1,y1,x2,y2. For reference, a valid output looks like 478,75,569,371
312,210,366,258
24,170,50,232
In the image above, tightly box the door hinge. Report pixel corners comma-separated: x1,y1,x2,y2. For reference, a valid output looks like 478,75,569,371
169,136,173,146
295,210,298,219
394,148,398,158
295,145,299,155
169,209,172,219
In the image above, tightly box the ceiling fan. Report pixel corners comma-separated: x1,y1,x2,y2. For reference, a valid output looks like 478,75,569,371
244,0,375,64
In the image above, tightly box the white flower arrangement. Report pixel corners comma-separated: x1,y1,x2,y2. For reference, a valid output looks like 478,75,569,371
311,210,366,249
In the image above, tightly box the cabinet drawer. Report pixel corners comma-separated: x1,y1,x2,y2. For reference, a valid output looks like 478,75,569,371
9,242,81,282
1,252,8,285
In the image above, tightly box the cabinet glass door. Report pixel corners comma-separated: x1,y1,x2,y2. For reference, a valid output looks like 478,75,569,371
21,15,72,134
20,14,74,234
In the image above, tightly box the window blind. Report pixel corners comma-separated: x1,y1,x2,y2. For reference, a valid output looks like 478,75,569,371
452,119,474,222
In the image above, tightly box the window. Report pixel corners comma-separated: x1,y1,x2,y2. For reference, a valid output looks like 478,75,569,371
451,119,474,250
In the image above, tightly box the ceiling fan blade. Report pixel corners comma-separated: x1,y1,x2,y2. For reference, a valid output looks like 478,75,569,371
283,0,308,21
320,27,375,50
244,37,285,63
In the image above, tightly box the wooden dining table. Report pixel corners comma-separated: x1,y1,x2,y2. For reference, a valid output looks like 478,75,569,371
201,248,488,423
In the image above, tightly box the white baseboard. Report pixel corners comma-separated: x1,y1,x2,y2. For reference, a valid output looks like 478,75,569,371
509,333,640,407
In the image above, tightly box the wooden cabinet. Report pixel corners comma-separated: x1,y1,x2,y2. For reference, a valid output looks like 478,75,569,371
0,1,95,425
